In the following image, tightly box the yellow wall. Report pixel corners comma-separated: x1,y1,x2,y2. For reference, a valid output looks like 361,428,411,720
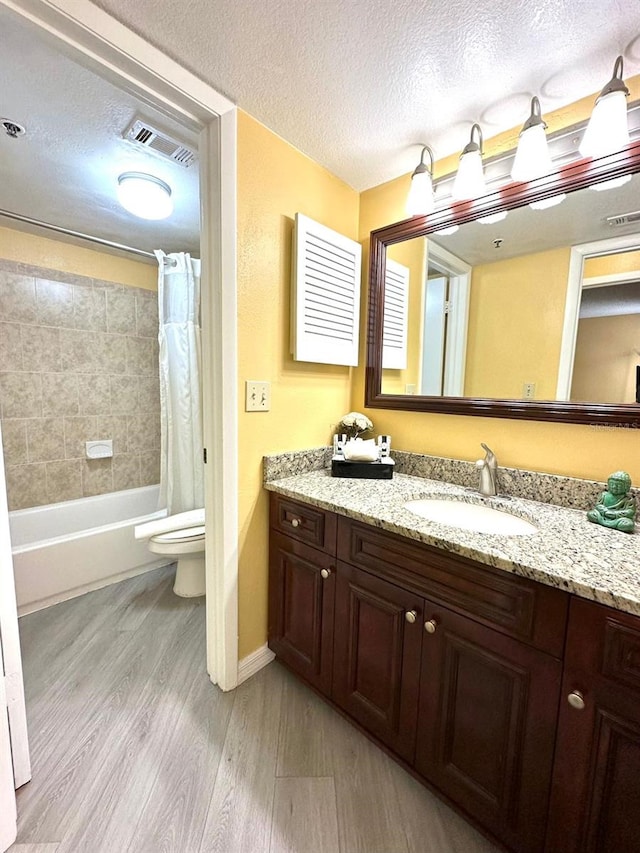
384,238,426,393
465,247,570,399
584,250,640,279
237,111,359,658
0,225,157,289
353,86,640,498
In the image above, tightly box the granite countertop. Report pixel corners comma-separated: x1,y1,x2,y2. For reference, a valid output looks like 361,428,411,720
265,468,640,617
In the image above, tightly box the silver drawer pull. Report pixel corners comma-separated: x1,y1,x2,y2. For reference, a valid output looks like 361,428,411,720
424,619,438,634
320,568,332,579
290,517,301,528
405,610,418,624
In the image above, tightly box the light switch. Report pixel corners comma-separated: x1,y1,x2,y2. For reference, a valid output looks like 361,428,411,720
245,380,271,412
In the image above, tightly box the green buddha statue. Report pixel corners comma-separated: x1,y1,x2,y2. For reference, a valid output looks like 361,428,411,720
587,471,636,533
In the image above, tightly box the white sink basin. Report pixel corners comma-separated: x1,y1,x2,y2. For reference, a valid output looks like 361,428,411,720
403,498,537,536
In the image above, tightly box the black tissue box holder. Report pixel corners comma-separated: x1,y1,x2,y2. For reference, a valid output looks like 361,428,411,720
331,458,394,479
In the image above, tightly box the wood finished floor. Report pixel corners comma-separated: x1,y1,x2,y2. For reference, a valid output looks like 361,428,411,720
11,566,501,853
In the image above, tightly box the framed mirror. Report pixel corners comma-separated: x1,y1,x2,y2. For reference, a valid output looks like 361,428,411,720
366,141,640,424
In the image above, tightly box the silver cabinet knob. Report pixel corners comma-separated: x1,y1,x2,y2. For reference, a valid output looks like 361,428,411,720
290,517,301,528
320,568,332,579
424,619,438,634
568,690,585,711
405,610,418,624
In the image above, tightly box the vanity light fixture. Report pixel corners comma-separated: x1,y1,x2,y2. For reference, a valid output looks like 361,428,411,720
452,123,486,201
117,172,173,220
406,145,436,216
512,97,566,210
580,55,630,159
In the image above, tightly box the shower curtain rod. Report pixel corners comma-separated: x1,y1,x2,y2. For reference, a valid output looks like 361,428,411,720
0,208,177,266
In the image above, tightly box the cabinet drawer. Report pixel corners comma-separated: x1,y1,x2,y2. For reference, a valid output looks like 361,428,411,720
337,516,568,657
270,493,337,553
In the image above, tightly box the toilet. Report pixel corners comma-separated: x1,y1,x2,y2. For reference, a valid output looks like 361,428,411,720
134,508,205,597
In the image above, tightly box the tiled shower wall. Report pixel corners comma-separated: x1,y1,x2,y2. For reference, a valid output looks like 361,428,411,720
0,259,161,511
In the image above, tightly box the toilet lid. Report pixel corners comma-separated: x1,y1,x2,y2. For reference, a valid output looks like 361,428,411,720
152,525,205,544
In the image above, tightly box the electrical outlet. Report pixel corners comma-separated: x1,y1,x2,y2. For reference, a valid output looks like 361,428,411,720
245,380,270,412
523,382,536,399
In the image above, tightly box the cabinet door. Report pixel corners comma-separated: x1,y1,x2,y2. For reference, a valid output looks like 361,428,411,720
268,532,335,694
416,602,562,853
546,599,640,853
332,562,423,762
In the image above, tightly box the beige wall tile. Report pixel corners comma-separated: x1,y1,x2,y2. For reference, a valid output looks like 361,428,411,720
138,377,160,413
102,333,128,374
46,459,83,503
107,288,137,335
1,418,27,465
139,451,160,487
73,284,106,331
27,418,66,463
0,272,37,322
135,294,159,338
96,415,128,454
64,416,98,458
60,329,99,373
0,322,23,371
110,375,139,414
126,337,154,375
82,458,113,496
0,372,42,418
77,374,111,416
42,373,79,417
22,326,61,372
36,278,75,328
127,413,161,453
112,454,141,491
6,463,47,510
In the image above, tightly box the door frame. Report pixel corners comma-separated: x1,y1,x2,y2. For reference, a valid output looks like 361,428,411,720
557,233,640,402
0,0,239,690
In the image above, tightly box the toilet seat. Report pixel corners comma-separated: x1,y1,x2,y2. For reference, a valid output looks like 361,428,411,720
152,525,205,544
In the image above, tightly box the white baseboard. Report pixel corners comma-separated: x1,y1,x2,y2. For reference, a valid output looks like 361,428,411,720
17,559,171,617
237,643,275,686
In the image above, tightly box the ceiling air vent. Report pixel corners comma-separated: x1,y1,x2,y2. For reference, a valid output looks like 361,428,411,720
606,210,640,227
123,118,197,168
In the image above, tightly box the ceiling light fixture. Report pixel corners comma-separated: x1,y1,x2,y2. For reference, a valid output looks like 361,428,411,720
452,123,486,201
406,144,436,217
117,172,173,220
512,96,566,210
580,55,630,159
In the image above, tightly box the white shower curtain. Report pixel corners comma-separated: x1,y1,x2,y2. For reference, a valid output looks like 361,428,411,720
154,251,204,515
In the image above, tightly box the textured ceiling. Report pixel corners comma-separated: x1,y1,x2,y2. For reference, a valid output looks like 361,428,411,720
0,5,201,257
91,0,640,190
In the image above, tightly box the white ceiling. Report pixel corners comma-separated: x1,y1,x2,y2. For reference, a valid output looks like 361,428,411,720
0,5,201,257
91,0,640,191
1,0,640,259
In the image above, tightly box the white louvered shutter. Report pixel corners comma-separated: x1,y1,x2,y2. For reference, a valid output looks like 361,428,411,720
291,213,362,366
382,258,410,370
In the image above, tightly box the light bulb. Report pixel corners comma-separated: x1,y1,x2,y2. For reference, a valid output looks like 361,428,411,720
580,91,630,158
117,173,173,220
406,170,435,216
512,124,553,182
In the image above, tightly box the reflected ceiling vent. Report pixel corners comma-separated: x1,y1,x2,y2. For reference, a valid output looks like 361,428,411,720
1,118,26,139
605,210,640,227
123,118,197,167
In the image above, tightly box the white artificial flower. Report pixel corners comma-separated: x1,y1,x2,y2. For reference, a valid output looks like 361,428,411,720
337,411,373,438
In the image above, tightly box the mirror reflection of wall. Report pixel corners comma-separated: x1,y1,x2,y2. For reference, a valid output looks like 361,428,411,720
570,251,640,404
379,173,640,404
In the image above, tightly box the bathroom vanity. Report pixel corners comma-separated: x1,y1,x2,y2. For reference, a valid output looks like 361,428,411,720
266,464,640,853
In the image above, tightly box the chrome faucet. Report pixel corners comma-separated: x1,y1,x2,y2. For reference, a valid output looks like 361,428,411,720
476,443,498,496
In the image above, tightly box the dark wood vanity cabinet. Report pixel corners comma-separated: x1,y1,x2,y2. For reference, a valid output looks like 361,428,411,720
545,599,640,853
268,492,640,853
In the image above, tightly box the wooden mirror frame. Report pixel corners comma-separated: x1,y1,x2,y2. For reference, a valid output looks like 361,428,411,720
366,141,640,425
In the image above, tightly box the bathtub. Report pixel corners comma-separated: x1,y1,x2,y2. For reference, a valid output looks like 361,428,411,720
10,485,168,615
